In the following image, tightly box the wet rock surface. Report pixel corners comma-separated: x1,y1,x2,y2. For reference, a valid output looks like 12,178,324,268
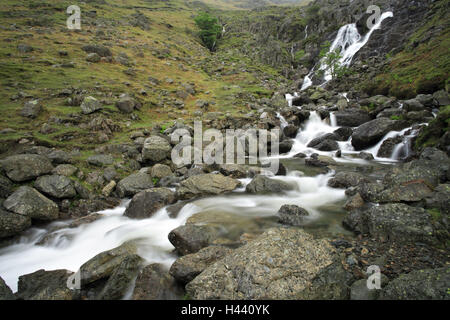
186,228,351,300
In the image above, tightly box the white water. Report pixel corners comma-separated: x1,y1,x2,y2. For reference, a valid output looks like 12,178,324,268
0,166,346,292
301,11,394,90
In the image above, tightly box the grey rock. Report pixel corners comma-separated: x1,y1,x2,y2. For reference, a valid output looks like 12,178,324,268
150,164,173,179
177,174,240,200
17,269,77,300
124,188,176,219
97,254,143,300
34,175,77,199
380,267,450,300
79,242,138,286
3,186,59,221
132,264,183,300
80,96,101,115
1,154,53,182
186,228,350,300
87,154,114,167
21,100,42,118
168,225,221,256
278,204,309,226
142,136,172,163
0,208,32,238
343,203,437,244
352,118,409,150
0,277,15,300
246,175,292,194
169,246,232,284
116,173,154,198
328,172,370,189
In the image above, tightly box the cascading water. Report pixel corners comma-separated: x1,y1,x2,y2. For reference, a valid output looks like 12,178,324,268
301,11,394,90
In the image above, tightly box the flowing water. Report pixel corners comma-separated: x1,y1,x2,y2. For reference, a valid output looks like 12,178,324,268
0,104,418,292
301,11,394,90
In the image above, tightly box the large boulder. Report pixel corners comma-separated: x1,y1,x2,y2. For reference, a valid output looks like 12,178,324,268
0,208,32,238
177,174,240,200
17,269,77,300
0,277,15,300
333,109,371,127
245,175,292,194
380,267,450,300
168,225,221,256
1,154,53,182
34,175,77,199
116,173,154,198
3,186,59,221
169,246,232,284
186,228,350,300
79,242,138,287
277,204,309,226
351,119,408,150
343,203,437,244
141,136,172,163
132,264,183,300
124,188,176,219
80,96,102,115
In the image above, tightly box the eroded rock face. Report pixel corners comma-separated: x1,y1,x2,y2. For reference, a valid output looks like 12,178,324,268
1,154,53,182
177,174,240,200
169,246,232,284
379,267,450,300
186,228,350,300
17,269,77,300
132,264,183,300
3,186,59,221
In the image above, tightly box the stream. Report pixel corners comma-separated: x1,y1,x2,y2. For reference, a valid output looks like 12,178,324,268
0,108,414,292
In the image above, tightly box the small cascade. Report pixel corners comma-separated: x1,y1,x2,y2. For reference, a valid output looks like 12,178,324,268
276,112,289,129
304,25,308,40
300,75,313,91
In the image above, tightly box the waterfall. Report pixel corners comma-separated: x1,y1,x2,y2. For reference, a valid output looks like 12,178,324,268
304,25,308,40
301,11,394,90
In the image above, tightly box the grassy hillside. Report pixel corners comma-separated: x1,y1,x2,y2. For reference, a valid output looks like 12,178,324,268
0,0,284,155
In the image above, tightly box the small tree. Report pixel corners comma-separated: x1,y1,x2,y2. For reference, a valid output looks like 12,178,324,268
319,41,349,79
194,12,221,51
